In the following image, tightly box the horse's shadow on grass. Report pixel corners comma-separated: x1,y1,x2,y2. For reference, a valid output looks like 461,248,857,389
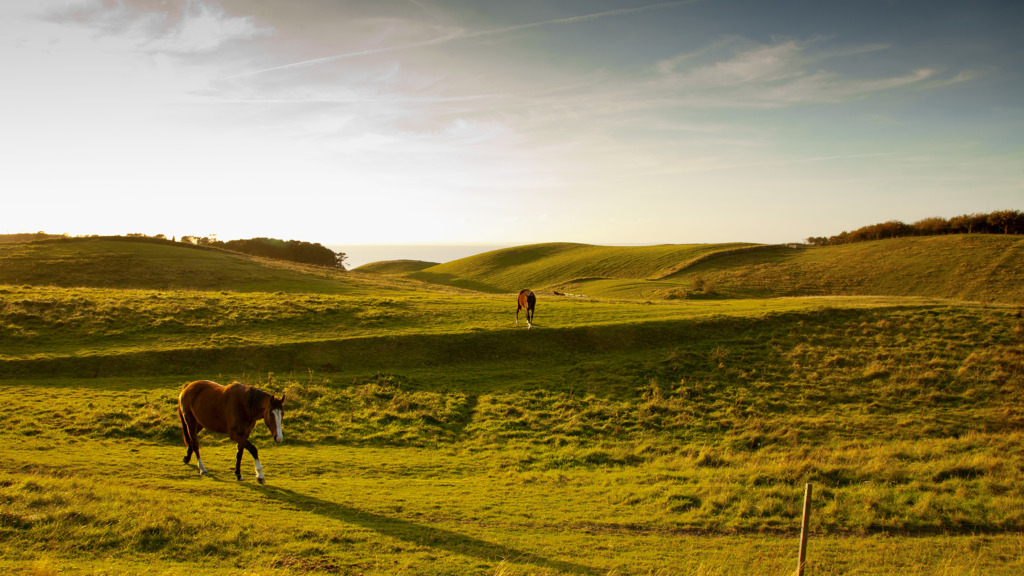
245,483,602,575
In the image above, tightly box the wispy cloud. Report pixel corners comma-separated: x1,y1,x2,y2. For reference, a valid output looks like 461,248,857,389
228,1,695,79
147,2,272,54
654,152,894,175
44,0,271,54
653,39,944,108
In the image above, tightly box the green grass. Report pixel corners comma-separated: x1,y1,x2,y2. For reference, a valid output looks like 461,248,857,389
4,438,1022,575
0,237,437,295
3,235,1024,574
3,299,1024,574
671,235,1024,303
0,283,957,377
354,260,440,274
397,236,1024,303
407,243,759,293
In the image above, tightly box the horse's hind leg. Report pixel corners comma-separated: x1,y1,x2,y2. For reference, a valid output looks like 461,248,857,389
190,434,208,476
234,445,245,481
179,409,207,476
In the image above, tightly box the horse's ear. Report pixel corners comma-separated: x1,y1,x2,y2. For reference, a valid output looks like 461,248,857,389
279,394,286,405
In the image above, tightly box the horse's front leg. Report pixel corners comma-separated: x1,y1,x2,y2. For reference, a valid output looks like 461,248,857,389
243,441,265,484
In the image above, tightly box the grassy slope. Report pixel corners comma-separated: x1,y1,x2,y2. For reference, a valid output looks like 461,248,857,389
671,234,1024,302
0,237,459,298
2,302,1023,574
0,238,361,294
408,242,758,293
3,236,1024,574
354,259,439,274
0,283,916,374
399,236,1024,303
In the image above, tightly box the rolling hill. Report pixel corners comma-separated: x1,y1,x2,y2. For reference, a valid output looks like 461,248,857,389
3,234,1024,574
406,242,761,293
396,236,1024,303
4,234,1022,303
353,259,438,275
0,237,442,295
665,234,1024,302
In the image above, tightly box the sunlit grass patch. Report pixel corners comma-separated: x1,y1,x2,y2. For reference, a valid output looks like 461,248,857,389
2,269,1024,573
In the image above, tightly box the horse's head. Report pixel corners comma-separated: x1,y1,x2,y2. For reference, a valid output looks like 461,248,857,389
264,394,285,443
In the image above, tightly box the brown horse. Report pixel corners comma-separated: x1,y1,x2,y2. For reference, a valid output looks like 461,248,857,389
177,380,285,484
516,289,536,329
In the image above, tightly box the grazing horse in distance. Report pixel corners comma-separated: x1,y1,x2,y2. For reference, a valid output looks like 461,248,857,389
516,289,536,329
177,380,285,484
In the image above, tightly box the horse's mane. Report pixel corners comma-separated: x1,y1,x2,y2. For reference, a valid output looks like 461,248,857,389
245,386,272,419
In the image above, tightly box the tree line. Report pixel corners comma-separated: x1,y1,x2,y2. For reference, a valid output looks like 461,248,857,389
0,232,66,244
181,236,346,268
806,210,1024,246
21,233,348,269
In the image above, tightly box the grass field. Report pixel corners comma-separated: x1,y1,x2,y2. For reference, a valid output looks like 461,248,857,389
407,243,760,294
399,236,1024,304
2,236,1023,574
0,238,434,295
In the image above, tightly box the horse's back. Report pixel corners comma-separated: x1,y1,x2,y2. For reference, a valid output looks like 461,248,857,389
518,289,535,307
179,380,242,434
179,380,221,405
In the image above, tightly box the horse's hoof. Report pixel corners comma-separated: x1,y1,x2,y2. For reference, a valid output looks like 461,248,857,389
257,477,265,485
183,456,190,464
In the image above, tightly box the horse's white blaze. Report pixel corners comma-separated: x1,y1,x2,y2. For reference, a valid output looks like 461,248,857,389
273,409,283,442
254,458,264,480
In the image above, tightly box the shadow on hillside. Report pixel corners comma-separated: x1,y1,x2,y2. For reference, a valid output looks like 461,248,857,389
246,484,601,575
406,271,504,293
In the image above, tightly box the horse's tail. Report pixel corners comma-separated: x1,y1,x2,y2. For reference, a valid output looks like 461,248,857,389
177,394,191,448
177,386,203,449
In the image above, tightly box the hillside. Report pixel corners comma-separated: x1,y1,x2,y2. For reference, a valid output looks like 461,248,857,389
407,242,759,293
668,234,1024,303
3,294,1023,574
4,234,1022,304
353,259,438,274
3,235,1024,574
0,237,433,295
398,236,1024,303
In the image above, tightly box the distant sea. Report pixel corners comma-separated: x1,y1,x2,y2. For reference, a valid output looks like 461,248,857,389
331,244,515,270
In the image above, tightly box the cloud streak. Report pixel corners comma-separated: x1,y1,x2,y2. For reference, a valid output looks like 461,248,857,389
652,39,943,108
228,1,695,79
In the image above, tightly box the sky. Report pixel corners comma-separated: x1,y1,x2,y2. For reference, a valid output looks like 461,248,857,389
2,0,1021,247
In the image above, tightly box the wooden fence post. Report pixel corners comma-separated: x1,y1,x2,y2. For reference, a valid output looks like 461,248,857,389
797,483,813,576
